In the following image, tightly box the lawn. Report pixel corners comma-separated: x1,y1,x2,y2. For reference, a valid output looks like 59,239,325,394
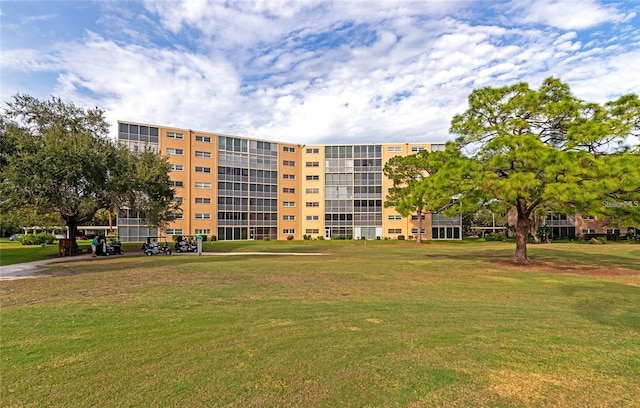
0,238,329,265
1,241,639,407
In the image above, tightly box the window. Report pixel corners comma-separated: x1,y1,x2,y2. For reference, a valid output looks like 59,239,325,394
305,188,319,194
306,148,319,154
607,228,621,234
194,229,211,235
166,148,184,155
306,202,319,207
219,136,248,153
170,164,184,171
431,144,445,151
173,213,184,220
283,174,296,180
388,229,402,234
283,187,295,193
306,229,320,234
165,229,183,235
582,229,596,234
411,146,425,152
170,180,184,187
411,229,426,234
283,160,296,166
306,175,319,180
283,201,296,207
195,197,211,204
581,215,595,220
195,166,211,173
283,215,296,221
283,229,295,234
388,146,402,152
306,215,319,221
388,215,402,220
306,161,319,167
195,151,212,158
195,135,211,143
411,215,426,220
195,213,211,219
283,146,296,152
167,131,184,139
173,197,183,203
195,182,211,189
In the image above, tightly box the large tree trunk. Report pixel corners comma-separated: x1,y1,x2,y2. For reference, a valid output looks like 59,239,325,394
416,209,422,244
514,206,530,263
66,219,79,254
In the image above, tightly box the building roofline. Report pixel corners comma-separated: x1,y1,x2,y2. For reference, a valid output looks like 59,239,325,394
117,120,449,146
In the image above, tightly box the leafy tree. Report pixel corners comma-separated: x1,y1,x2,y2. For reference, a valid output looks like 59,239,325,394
0,94,178,252
449,77,640,262
384,146,471,243
0,209,22,237
384,151,431,243
471,207,508,235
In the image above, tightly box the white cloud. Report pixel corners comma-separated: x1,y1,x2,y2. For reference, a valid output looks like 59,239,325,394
1,0,639,146
513,0,630,30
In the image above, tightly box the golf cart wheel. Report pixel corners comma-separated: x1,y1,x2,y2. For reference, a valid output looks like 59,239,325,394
145,251,152,256
120,250,124,255
165,249,172,255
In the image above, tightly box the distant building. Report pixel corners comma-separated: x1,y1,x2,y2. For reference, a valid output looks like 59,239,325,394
507,212,633,240
116,121,462,242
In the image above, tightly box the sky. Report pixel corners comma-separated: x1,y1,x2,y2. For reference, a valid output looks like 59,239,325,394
1,0,640,145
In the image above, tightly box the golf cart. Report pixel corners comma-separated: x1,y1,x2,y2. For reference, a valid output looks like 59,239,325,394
141,236,172,256
106,236,125,255
174,235,197,253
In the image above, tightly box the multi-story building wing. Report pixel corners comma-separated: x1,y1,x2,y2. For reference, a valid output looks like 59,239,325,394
117,121,462,242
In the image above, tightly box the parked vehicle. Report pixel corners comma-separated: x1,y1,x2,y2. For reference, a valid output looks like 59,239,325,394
174,236,197,253
9,233,23,241
141,237,171,256
105,237,124,255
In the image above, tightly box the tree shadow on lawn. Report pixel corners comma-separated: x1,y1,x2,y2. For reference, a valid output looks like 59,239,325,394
561,283,640,332
422,247,640,276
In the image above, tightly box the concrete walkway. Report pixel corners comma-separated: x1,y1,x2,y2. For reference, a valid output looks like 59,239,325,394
0,251,326,280
0,255,93,280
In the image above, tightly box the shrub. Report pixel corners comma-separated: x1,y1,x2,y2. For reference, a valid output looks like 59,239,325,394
486,233,507,242
172,234,181,242
317,236,324,240
398,235,405,240
18,233,55,245
263,236,270,241
286,235,294,240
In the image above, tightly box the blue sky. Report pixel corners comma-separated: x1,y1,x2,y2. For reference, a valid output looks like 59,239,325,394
2,0,639,144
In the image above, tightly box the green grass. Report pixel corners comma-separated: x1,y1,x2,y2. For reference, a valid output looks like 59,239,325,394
0,239,62,265
0,239,140,265
1,242,639,407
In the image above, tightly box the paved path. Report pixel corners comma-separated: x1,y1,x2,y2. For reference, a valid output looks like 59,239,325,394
0,255,93,280
0,252,326,280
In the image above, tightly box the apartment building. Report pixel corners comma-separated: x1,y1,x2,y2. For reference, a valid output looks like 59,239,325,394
116,121,462,242
544,213,632,239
